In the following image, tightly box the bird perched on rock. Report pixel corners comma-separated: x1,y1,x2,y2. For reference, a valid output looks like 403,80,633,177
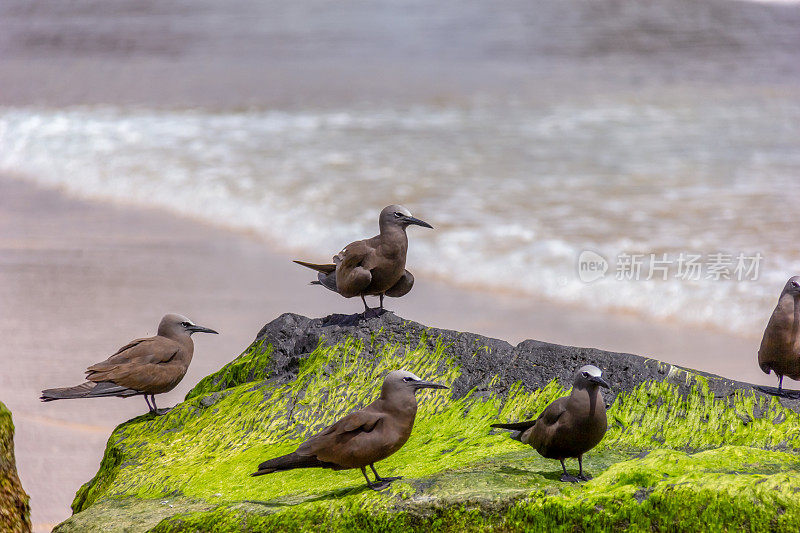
491,365,609,482
41,313,217,415
758,276,800,398
251,370,448,490
294,205,432,316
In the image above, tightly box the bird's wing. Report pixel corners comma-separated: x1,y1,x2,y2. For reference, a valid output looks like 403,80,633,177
537,397,568,425
296,409,384,458
86,336,180,370
334,239,374,297
525,396,569,450
758,302,799,372
385,270,414,297
85,337,182,389
334,239,372,267
293,260,336,274
492,396,568,436
490,420,537,431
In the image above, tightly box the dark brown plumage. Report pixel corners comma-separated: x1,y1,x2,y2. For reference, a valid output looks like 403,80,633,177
251,370,447,490
758,276,800,397
40,313,217,414
491,365,609,482
294,205,432,315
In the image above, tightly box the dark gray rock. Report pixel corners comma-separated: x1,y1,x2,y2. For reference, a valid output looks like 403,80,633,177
244,311,800,411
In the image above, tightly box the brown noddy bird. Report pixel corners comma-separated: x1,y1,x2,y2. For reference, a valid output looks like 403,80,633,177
40,313,217,415
294,205,433,315
758,276,800,398
251,370,448,490
491,365,609,483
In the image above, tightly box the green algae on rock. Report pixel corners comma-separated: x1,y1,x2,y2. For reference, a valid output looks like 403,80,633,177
0,401,31,533
56,313,800,532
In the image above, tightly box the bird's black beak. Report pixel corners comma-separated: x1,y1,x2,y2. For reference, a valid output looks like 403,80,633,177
590,375,610,389
404,216,433,229
188,325,219,335
414,380,448,390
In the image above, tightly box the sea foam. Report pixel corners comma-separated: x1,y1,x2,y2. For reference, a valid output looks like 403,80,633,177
1,101,799,337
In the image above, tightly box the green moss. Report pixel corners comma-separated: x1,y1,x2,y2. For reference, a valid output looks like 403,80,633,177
59,332,800,532
55,497,214,533
186,340,272,401
143,447,800,532
0,401,31,533
605,377,800,450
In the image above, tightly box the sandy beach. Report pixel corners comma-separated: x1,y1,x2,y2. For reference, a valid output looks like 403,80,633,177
0,175,769,530
2,0,799,529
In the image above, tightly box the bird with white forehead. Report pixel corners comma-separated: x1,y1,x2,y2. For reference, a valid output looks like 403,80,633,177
41,313,218,415
252,370,448,490
294,205,433,316
491,365,610,482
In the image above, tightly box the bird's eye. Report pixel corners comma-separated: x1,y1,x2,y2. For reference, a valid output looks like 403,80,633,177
402,377,414,382
394,212,403,218
181,322,191,328
582,372,590,378
793,281,799,288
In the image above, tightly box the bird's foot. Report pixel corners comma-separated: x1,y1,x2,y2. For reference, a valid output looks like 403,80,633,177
367,480,394,491
559,474,581,483
361,307,384,319
154,407,173,416
376,476,402,483
577,473,593,481
755,386,800,399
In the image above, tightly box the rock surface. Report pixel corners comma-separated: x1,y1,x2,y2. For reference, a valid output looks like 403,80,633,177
1,401,31,533
55,312,800,532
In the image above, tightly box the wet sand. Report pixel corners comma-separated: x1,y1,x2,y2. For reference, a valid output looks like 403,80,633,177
0,175,769,530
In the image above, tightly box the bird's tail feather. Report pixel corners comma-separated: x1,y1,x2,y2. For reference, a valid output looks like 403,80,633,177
251,452,325,476
40,381,138,402
293,260,336,274
315,272,338,293
490,421,536,442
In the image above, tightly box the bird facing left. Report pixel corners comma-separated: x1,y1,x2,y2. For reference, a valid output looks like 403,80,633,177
40,313,218,415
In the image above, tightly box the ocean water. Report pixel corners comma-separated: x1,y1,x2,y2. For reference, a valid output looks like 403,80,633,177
2,95,799,337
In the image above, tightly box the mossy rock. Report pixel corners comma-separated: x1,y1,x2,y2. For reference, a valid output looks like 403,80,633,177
1,401,32,533
55,313,800,532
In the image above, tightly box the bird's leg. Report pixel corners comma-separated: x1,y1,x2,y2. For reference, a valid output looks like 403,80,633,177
559,459,580,483
757,375,800,399
144,395,155,414
379,294,385,314
360,466,389,491
370,463,401,484
577,455,592,481
361,295,381,318
151,395,172,416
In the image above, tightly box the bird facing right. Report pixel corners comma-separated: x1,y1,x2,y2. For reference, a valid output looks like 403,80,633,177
251,370,448,490
40,313,218,415
758,276,800,398
293,204,433,316
491,365,609,482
